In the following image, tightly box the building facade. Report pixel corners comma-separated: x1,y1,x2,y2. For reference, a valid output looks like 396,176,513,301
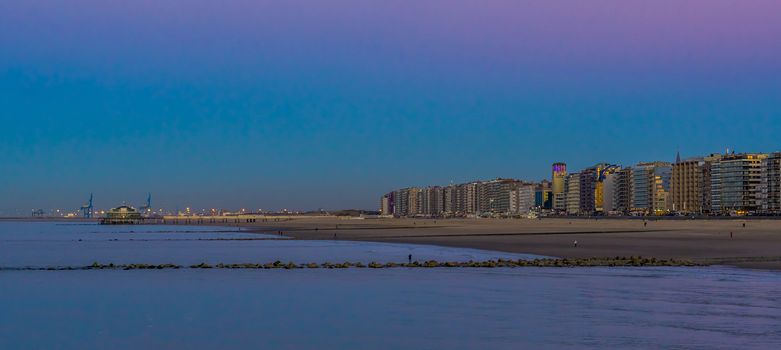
565,173,581,215
552,163,567,211
577,164,620,215
511,183,536,214
613,167,633,214
478,179,520,215
380,192,394,216
383,150,781,218
535,180,553,210
630,162,672,215
760,152,781,214
671,157,705,214
711,153,768,214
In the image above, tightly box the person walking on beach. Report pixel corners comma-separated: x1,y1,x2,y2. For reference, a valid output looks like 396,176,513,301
730,232,733,238
408,254,412,264
573,240,578,248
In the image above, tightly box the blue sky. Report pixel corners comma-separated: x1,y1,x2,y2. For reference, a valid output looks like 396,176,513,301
1,1,780,214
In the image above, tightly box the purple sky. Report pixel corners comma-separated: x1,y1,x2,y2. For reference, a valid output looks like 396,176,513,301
1,1,781,213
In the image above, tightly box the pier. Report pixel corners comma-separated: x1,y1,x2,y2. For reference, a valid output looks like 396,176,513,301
100,205,163,225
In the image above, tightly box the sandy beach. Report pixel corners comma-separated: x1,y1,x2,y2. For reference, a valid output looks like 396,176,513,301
216,217,781,270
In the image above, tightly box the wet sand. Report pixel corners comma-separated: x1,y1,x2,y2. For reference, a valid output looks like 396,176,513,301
224,217,781,270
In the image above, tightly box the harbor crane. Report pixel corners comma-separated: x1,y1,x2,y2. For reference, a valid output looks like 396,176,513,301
80,193,94,219
139,193,152,215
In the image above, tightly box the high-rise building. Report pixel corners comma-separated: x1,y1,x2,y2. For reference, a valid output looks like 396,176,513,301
443,185,456,216
454,183,467,215
630,162,672,215
552,163,567,211
579,171,597,214
510,183,536,214
700,155,722,214
672,157,704,214
535,180,553,210
380,192,394,216
407,187,422,216
760,152,781,214
421,186,444,217
670,154,721,214
392,188,410,217
602,172,617,212
463,182,480,215
565,173,581,215
596,165,621,213
478,179,519,214
613,167,633,214
578,164,621,214
650,164,672,214
711,153,768,214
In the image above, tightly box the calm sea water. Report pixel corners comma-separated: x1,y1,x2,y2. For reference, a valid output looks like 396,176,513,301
1,222,780,349
0,222,538,267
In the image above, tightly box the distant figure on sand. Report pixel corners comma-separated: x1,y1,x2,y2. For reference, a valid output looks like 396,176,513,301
743,222,746,228
644,221,647,228
408,254,412,263
333,233,337,240
573,240,578,248
730,232,733,238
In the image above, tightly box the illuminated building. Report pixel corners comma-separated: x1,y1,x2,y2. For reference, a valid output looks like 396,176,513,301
671,154,722,214
552,163,567,211
578,163,621,214
535,180,553,210
630,162,672,215
711,153,768,214
101,205,142,224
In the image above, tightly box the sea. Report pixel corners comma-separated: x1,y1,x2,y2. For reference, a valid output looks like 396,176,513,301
1,221,779,349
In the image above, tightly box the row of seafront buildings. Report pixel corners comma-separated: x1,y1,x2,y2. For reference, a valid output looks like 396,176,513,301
380,151,781,218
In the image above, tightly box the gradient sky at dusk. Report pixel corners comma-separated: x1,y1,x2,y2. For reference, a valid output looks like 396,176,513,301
2,1,781,214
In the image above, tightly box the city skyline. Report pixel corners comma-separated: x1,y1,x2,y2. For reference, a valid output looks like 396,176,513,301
3,1,781,214
14,147,777,217
382,149,781,218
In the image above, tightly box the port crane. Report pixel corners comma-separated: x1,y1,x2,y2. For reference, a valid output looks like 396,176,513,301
139,193,152,215
80,194,94,218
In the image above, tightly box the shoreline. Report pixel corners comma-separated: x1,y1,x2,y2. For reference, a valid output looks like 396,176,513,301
4,217,780,270
230,217,781,271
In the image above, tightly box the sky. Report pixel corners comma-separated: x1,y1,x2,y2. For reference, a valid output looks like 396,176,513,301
1,0,781,214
